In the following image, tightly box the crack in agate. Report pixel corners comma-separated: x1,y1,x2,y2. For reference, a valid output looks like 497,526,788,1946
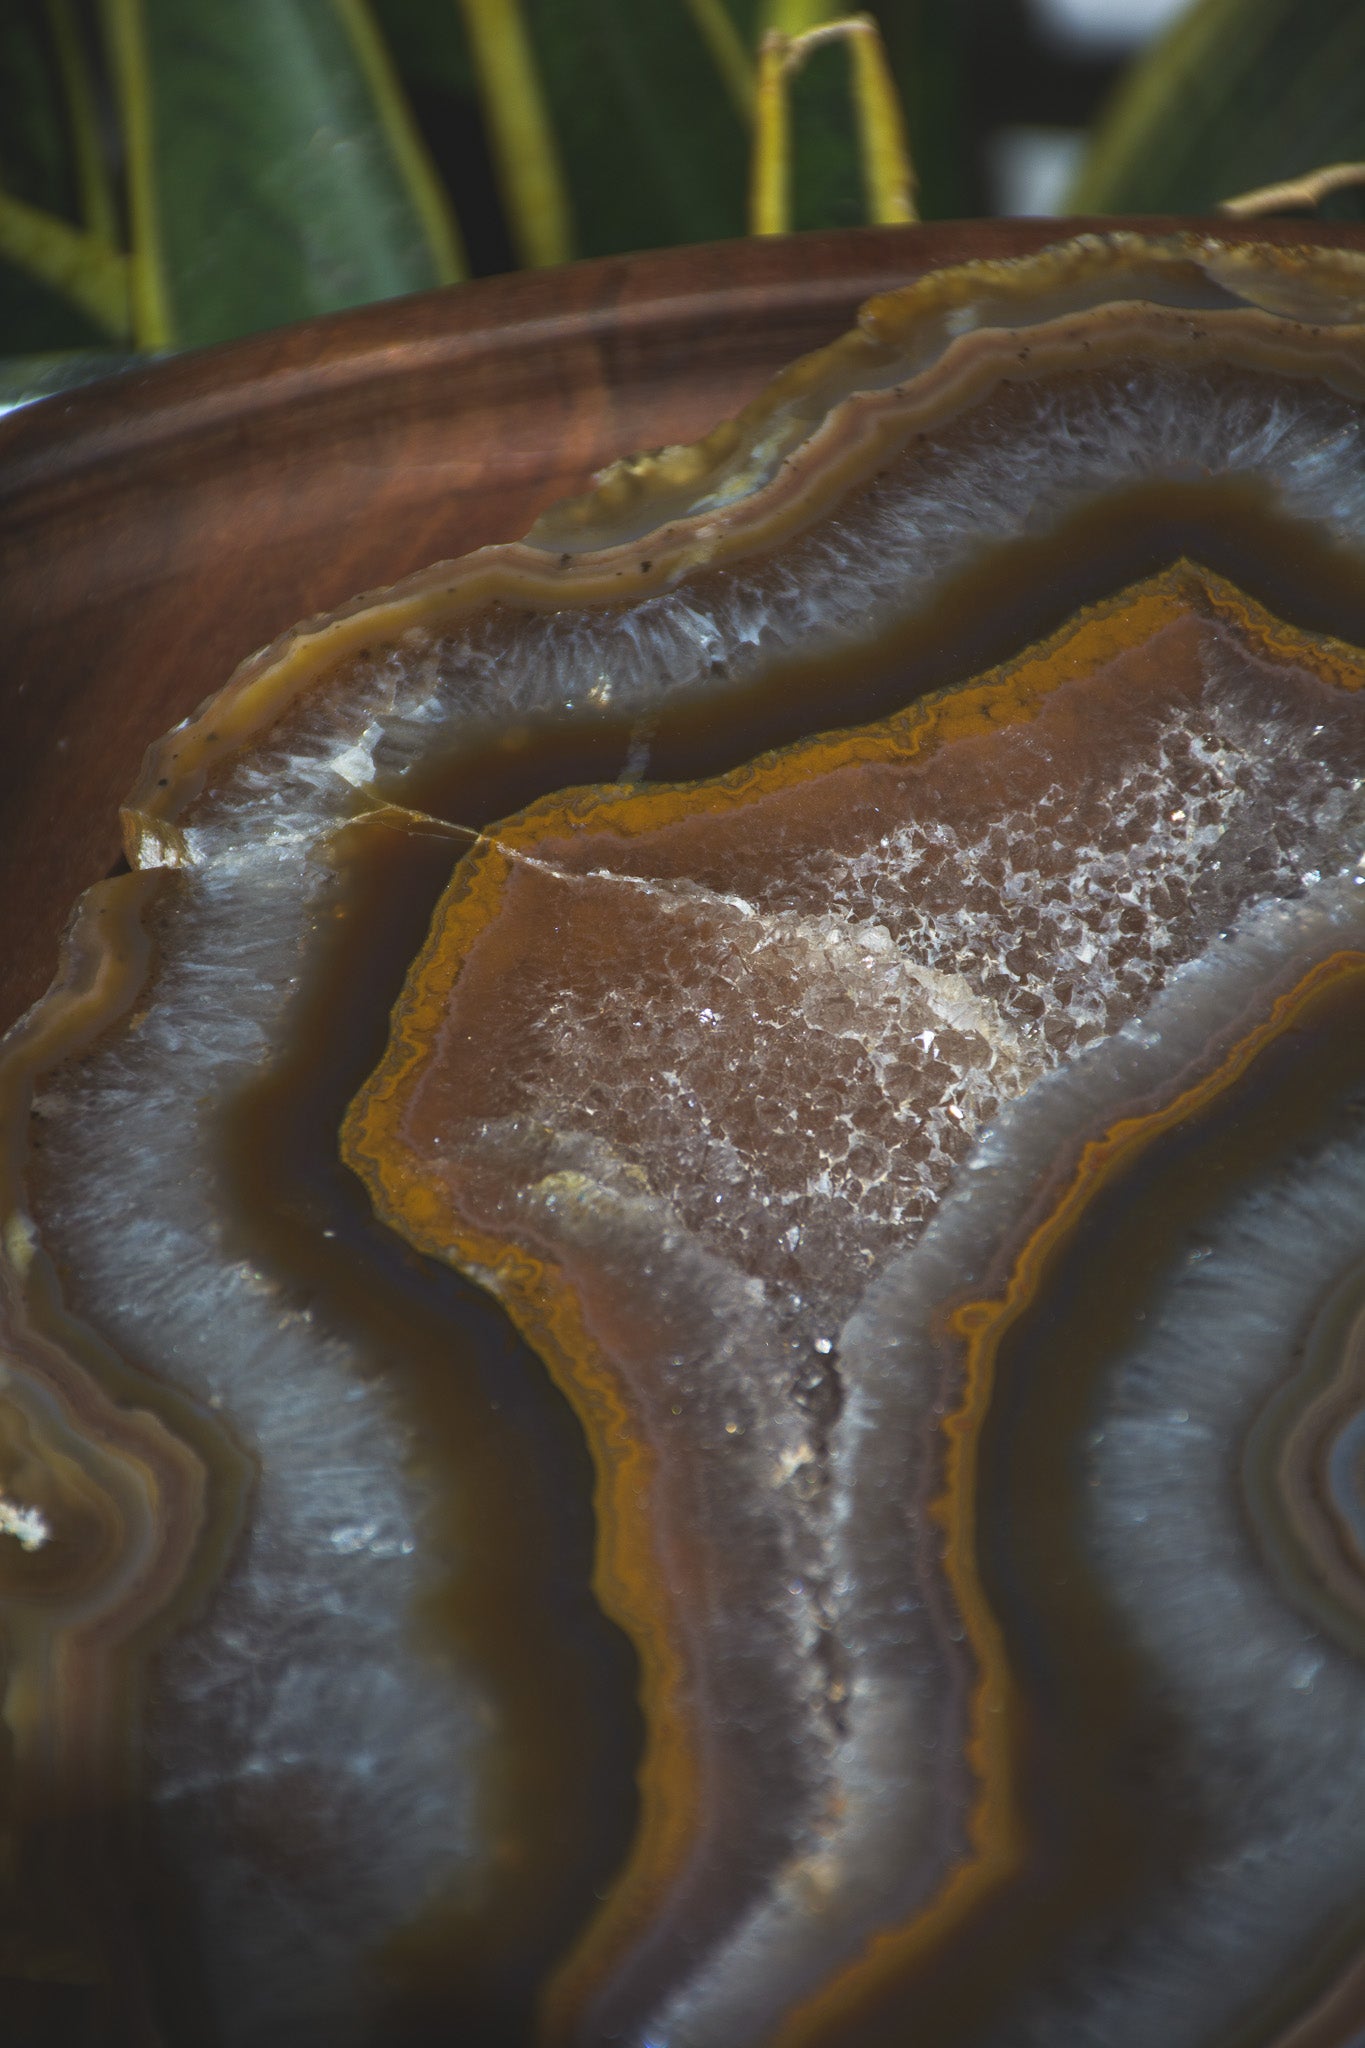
348,570,1365,1323
7,232,1365,2045
346,567,1365,2046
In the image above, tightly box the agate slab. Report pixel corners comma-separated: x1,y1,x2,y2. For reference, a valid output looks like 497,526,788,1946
6,228,1365,2047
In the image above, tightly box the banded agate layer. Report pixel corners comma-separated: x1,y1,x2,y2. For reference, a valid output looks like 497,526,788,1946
5,233,1365,2048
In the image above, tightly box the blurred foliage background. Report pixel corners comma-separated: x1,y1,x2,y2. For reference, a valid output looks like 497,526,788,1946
2,0,1364,407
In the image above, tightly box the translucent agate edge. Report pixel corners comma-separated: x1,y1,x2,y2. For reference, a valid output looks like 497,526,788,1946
526,229,1365,550
2,232,1365,2044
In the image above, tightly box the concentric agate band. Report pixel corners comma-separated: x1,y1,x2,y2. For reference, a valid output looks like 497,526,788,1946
5,231,1365,2047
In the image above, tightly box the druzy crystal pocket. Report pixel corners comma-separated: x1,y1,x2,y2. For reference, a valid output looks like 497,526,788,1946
7,232,1365,2047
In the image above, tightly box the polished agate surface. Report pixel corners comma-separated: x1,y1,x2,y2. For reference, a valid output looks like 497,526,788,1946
7,233,1365,2047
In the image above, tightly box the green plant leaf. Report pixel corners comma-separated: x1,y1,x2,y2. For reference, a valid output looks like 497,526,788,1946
0,258,117,353
520,0,756,256
877,0,970,223
0,194,129,337
787,35,874,234
369,0,517,272
1071,0,1365,217
371,1,964,268
0,2,128,347
101,0,466,349
47,0,121,243
0,1,79,223
456,0,573,266
373,0,758,262
507,0,945,254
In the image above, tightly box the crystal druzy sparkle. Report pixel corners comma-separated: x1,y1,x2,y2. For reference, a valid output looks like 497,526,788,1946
346,566,1365,2047
6,232,1365,2046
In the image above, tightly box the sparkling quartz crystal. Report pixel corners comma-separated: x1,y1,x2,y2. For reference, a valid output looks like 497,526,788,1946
346,565,1365,2047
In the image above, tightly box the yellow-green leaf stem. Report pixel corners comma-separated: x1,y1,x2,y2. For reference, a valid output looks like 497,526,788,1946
750,32,793,233
762,0,840,31
456,0,573,268
848,13,916,223
334,0,467,279
1220,160,1365,217
681,0,754,120
45,0,119,245
98,0,172,346
750,13,916,235
0,191,130,336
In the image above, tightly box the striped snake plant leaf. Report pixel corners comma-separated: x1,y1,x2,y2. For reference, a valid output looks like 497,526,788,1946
0,0,955,391
100,0,466,348
0,0,122,348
